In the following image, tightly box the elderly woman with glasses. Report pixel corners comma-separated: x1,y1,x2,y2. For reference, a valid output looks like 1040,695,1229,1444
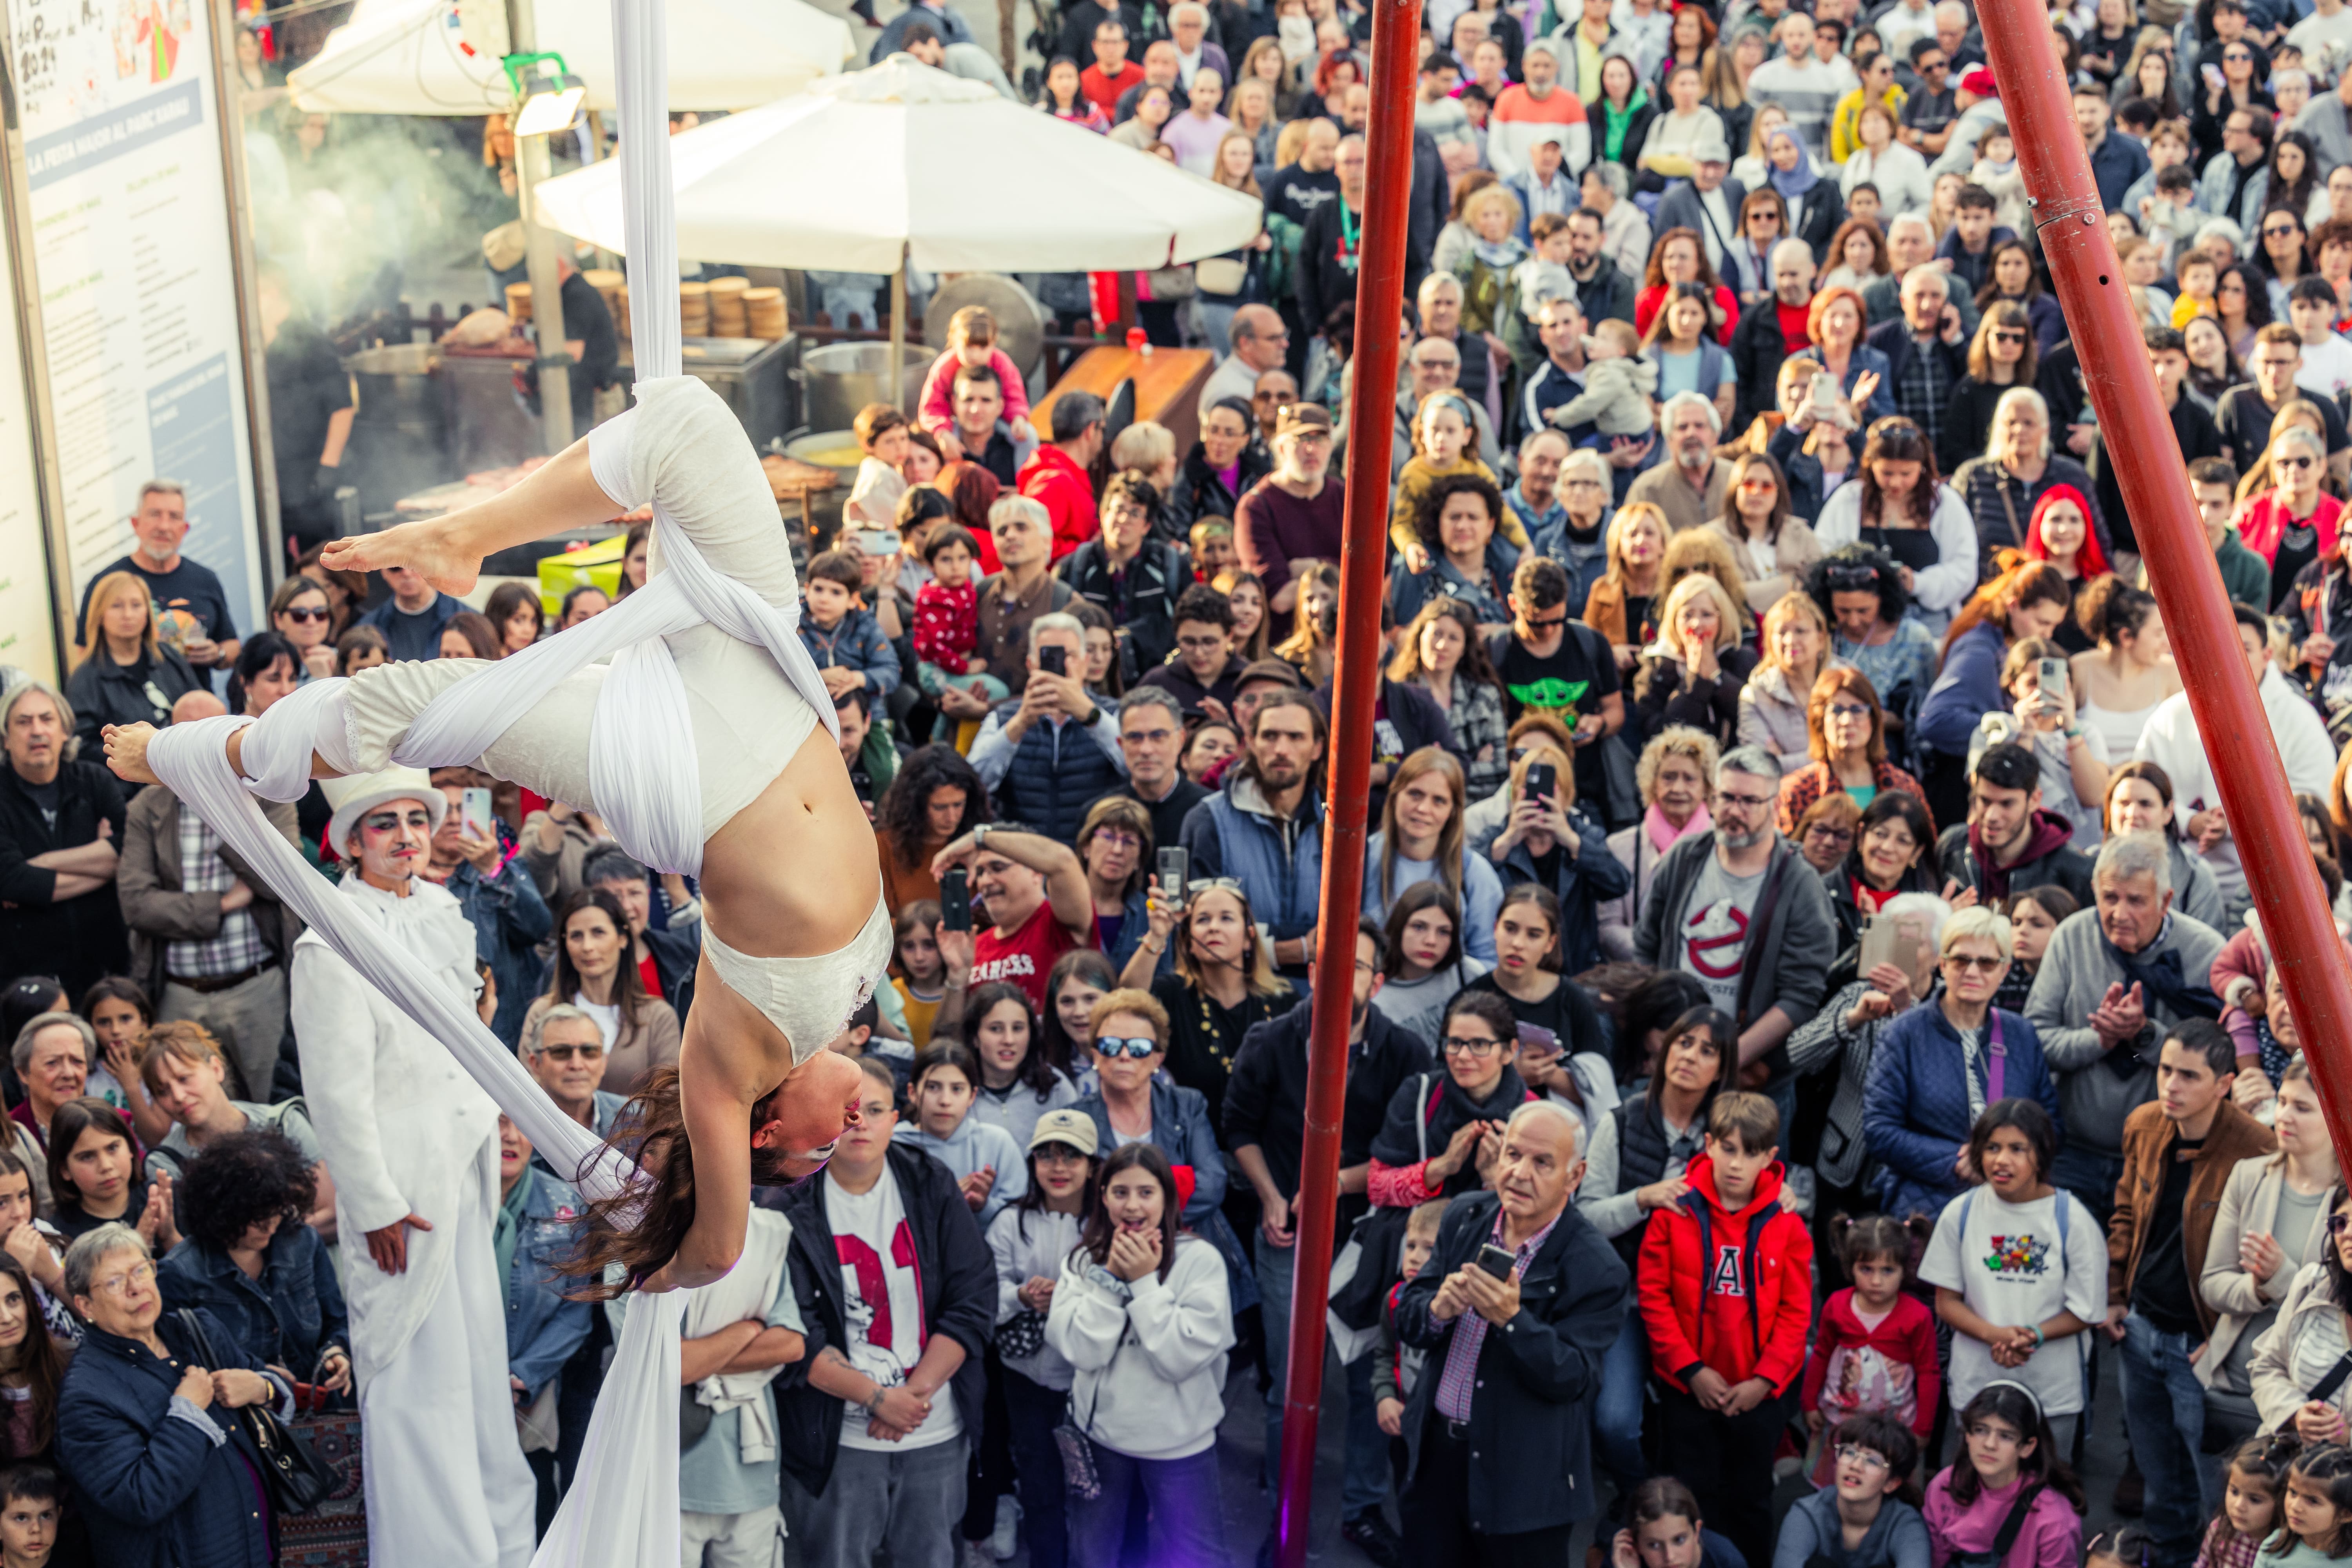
55,1221,291,1568
1859,902,2063,1223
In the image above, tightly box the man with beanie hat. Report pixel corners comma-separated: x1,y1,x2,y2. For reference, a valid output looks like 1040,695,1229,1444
1934,741,2096,907
293,764,536,1568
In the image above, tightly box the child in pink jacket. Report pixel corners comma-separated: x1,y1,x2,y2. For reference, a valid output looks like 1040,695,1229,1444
918,305,1034,444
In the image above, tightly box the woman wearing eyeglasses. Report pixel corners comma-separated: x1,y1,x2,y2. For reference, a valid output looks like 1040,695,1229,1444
1365,990,1534,1212
1075,797,1156,977
2240,425,2344,610
1859,902,2062,1224
268,575,340,682
1775,667,1930,841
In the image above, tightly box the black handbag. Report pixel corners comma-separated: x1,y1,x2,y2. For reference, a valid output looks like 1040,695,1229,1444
175,1310,339,1514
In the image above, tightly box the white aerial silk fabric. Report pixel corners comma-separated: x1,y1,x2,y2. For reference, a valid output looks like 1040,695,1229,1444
136,4,828,1565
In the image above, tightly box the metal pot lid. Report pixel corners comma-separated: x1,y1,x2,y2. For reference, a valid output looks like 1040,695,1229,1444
922,274,1045,377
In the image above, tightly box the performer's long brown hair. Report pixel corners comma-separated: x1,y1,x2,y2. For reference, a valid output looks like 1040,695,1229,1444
560,1065,795,1299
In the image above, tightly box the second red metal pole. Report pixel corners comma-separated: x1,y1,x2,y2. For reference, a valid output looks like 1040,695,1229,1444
1975,6,2352,1146
1271,0,1421,1559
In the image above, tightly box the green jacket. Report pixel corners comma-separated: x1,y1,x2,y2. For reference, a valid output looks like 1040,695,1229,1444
2216,528,2271,611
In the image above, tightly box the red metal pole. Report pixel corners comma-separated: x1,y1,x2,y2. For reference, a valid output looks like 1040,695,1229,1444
1975,10,2352,1150
1272,0,1420,1557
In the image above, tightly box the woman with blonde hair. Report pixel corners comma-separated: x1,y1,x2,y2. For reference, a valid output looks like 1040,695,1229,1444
1705,451,1824,614
1775,665,1930,835
1631,573,1755,748
1362,747,1503,962
1584,501,1668,671
1658,525,1758,640
1450,183,1529,338
1108,421,1179,498
1739,593,1842,773
2238,423,2342,598
1597,725,1719,960
1199,129,1277,355
65,571,205,748
1225,82,1278,165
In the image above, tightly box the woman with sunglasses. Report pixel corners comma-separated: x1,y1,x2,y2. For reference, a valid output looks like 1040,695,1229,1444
2239,425,2342,610
268,575,339,682
2259,209,2315,320
1859,902,2061,1223
1071,988,1254,1307
2192,35,2273,168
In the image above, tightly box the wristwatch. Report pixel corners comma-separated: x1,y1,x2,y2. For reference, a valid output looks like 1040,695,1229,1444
974,824,990,853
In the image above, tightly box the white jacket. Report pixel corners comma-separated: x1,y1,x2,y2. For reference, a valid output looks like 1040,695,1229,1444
987,1205,1083,1392
2132,665,2337,903
1813,481,1980,631
1840,141,1933,220
292,873,500,1387
1047,1236,1234,1460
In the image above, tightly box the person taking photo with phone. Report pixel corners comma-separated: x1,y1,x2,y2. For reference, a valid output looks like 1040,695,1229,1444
967,614,1127,848
929,824,1094,1036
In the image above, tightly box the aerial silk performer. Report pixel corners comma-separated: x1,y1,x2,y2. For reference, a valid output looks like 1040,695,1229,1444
95,3,886,1564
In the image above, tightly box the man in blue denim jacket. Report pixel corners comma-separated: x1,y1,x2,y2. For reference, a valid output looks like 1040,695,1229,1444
496,1114,594,1528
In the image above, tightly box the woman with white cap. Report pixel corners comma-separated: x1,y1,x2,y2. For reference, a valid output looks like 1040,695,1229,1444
294,761,535,1568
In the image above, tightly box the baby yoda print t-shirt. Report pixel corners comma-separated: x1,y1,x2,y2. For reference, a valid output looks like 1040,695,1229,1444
1491,624,1621,804
1919,1187,2108,1416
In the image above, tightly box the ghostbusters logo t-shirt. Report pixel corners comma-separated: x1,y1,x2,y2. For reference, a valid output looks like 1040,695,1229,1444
1676,856,1765,1014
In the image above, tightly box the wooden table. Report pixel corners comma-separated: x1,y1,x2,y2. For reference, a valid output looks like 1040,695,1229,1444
1033,346,1215,455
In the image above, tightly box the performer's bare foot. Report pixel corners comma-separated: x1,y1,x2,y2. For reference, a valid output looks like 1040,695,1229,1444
320,512,485,599
102,723,162,786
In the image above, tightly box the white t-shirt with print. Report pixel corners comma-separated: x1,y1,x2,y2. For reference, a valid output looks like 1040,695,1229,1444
827,1170,964,1453
1918,1186,2107,1417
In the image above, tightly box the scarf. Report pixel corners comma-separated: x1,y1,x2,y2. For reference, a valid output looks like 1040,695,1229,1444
1370,1062,1534,1194
1645,800,1711,857
1473,234,1530,270
2098,923,2223,1077
1765,127,1819,201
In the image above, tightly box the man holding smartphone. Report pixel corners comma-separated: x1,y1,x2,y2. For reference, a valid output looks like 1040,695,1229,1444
927,823,1094,1022
967,614,1126,846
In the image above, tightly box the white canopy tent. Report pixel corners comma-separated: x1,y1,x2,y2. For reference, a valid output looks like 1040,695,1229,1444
529,56,1266,272
286,0,855,116
530,55,1266,399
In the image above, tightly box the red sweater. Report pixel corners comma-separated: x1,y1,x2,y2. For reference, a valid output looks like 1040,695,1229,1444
1799,1286,1939,1438
1016,444,1099,560
1636,1154,1814,1395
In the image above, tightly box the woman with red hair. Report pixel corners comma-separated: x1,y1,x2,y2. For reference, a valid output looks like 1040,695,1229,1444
2013,482,2112,654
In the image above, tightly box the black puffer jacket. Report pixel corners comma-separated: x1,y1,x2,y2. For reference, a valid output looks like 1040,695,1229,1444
1163,440,1273,536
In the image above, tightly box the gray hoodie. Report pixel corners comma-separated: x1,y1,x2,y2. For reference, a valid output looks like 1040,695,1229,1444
2024,906,2226,1160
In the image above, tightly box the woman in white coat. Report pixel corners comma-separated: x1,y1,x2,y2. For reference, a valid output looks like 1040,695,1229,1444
1046,1141,1235,1568
2202,1060,2341,1436
1813,418,1980,635
1840,103,1932,219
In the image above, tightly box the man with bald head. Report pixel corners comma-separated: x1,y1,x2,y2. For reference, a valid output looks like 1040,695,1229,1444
1394,1094,1625,1563
118,686,304,1099
1299,133,1369,336
1866,262,1970,450
1729,238,1818,431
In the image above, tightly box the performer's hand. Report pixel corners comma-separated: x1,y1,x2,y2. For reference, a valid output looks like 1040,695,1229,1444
177,1365,215,1408
322,514,483,597
102,723,163,787
365,1213,434,1276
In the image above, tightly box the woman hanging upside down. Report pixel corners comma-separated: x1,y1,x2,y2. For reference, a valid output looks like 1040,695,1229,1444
104,376,887,1294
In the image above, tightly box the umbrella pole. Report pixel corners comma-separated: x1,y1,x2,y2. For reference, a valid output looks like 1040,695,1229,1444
890,250,908,412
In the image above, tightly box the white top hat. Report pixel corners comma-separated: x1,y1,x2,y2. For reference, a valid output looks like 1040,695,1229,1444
322,765,444,857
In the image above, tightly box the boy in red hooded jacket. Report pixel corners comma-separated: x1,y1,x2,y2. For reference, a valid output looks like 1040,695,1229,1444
1635,1091,1815,1568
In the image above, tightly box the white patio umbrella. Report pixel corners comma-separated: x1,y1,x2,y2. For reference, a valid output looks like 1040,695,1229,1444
529,55,1267,401
287,0,855,116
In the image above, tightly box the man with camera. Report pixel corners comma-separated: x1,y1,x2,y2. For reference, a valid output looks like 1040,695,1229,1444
967,613,1126,847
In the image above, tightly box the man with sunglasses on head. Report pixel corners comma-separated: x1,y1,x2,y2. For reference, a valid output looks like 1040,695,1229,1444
292,763,535,1568
1633,744,1834,1082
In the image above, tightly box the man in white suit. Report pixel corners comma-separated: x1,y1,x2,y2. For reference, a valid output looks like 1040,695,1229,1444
293,764,534,1568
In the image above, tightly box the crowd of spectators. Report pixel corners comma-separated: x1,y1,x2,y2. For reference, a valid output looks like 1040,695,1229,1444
29,0,2352,1562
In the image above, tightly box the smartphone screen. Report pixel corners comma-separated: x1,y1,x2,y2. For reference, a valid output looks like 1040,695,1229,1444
857,529,897,557
460,787,495,843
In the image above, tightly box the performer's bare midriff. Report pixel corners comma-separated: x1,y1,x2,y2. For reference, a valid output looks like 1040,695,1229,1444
107,376,883,1292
